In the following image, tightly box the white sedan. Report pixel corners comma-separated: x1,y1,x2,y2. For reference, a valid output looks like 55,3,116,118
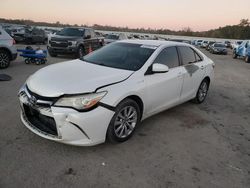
18,40,215,146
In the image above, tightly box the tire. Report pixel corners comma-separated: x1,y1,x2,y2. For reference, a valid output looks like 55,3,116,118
77,46,85,58
106,99,141,143
48,51,57,57
193,79,209,104
0,49,11,69
35,59,41,65
245,56,250,63
30,58,36,64
25,59,30,64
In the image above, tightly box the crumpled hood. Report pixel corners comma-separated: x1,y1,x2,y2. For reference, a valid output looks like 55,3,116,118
27,59,133,97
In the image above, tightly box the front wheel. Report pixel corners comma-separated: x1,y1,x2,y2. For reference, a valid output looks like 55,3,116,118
106,99,141,143
0,50,10,69
193,79,209,104
48,51,57,57
77,46,85,58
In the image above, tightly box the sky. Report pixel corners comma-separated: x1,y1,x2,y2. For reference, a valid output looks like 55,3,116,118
1,0,250,31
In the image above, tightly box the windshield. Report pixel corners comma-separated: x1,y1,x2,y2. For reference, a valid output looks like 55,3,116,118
83,42,156,71
214,43,225,47
106,34,119,40
57,28,84,37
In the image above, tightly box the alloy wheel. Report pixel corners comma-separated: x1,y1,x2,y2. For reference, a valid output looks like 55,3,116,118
0,52,10,68
114,106,138,138
198,81,208,102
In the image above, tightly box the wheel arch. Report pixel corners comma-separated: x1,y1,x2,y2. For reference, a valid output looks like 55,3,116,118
118,95,144,120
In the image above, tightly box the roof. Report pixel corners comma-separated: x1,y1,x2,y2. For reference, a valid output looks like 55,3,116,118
119,39,190,47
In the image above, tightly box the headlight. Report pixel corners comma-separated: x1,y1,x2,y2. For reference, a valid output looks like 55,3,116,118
54,92,107,110
68,41,77,46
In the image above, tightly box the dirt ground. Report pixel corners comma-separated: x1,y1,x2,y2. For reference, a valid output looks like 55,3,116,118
0,44,250,188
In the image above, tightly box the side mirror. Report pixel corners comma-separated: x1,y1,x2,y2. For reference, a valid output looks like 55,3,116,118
84,35,91,39
245,43,248,48
152,63,169,73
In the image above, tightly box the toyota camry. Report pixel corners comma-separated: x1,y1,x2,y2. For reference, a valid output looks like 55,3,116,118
18,40,215,146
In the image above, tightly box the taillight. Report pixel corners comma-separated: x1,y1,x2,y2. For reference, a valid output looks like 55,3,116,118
13,39,16,45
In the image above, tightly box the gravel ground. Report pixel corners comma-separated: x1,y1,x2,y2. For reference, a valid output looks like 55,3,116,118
0,44,250,188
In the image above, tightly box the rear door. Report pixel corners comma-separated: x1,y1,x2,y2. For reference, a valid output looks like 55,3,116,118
177,46,206,101
144,46,184,116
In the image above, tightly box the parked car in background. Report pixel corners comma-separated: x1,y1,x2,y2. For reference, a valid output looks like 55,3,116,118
25,28,47,44
233,40,250,63
0,27,17,68
13,27,47,44
19,40,214,146
224,41,231,48
210,43,227,55
195,40,203,47
231,41,243,49
201,41,208,48
206,41,216,51
104,33,127,44
47,27,104,58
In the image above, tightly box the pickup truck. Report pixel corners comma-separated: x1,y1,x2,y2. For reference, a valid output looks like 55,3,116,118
47,27,104,58
233,40,250,63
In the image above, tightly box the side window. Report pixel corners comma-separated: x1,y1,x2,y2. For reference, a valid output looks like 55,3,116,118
178,46,196,65
153,47,179,69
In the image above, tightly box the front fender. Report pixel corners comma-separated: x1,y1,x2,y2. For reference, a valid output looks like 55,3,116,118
97,76,145,110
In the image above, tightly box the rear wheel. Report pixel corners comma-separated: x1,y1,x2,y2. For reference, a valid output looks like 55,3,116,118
106,99,141,143
193,79,209,104
0,49,11,69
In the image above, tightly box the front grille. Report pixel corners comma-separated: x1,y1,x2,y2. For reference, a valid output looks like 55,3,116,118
26,86,58,106
50,41,69,48
23,104,58,136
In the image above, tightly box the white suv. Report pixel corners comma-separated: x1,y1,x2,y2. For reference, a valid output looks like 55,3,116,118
0,27,17,68
19,40,215,146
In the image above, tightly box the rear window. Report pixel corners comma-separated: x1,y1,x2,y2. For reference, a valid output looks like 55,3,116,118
57,28,85,37
83,42,156,71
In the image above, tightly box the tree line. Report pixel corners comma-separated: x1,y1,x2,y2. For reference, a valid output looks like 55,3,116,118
1,18,249,39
